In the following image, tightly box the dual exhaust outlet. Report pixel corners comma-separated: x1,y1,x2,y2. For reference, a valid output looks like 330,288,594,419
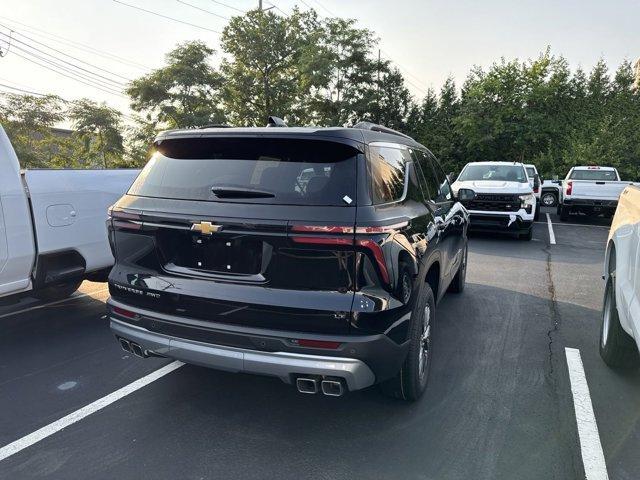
296,376,346,397
119,337,149,358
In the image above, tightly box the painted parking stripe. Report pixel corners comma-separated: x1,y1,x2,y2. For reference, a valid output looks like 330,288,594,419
0,288,108,320
565,348,609,480
534,221,610,229
546,213,556,245
0,360,184,462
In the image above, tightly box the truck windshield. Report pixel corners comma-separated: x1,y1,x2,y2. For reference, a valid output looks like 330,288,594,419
569,170,618,181
128,137,358,206
457,164,528,183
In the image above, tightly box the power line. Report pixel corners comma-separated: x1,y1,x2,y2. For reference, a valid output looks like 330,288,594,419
0,24,132,83
0,15,150,71
209,0,245,13
380,49,429,91
0,32,127,90
308,0,336,17
265,1,288,16
6,49,126,98
0,82,47,96
112,0,221,34
176,0,230,20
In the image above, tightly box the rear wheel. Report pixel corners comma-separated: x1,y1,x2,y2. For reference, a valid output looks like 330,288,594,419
34,279,83,302
599,274,640,368
381,282,435,401
559,205,570,222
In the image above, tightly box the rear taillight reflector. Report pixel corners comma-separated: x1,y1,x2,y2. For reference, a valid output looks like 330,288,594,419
291,225,354,234
112,306,137,319
355,221,409,234
566,181,573,195
295,339,342,349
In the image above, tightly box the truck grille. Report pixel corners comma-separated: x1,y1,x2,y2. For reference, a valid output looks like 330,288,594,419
465,194,521,212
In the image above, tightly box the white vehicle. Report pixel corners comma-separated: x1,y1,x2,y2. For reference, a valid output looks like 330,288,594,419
452,161,537,240
523,164,542,220
558,166,638,221
600,185,640,368
0,125,139,301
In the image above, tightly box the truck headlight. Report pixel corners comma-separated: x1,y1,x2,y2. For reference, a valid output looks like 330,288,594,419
519,193,535,213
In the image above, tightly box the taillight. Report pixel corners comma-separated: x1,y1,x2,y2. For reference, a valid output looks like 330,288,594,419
112,306,138,319
566,181,573,196
533,185,539,193
289,222,407,286
109,208,142,230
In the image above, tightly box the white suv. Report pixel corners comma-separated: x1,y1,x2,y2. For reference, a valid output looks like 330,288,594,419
452,161,537,240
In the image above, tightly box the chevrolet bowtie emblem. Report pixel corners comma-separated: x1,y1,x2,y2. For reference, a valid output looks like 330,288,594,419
191,221,222,235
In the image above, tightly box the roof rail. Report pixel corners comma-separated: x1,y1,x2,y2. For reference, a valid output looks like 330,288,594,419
352,121,412,140
266,116,288,128
198,124,232,129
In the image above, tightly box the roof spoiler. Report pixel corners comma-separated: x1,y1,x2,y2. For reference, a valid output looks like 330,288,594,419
353,121,411,140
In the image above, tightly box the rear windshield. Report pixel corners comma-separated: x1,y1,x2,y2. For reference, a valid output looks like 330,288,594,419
128,137,358,206
569,169,617,181
457,164,528,183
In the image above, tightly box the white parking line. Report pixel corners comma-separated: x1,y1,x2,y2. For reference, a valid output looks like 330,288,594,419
0,361,183,462
546,213,556,245
0,288,108,320
565,348,609,480
534,221,610,229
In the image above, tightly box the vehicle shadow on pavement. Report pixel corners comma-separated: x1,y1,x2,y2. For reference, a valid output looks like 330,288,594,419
55,283,632,480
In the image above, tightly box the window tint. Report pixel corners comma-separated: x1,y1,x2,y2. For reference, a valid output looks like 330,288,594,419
413,150,440,202
427,153,453,203
128,138,358,206
368,145,409,204
569,169,618,181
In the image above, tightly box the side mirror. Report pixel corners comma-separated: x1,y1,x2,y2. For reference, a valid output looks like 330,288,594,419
457,188,476,202
447,172,455,184
533,175,540,190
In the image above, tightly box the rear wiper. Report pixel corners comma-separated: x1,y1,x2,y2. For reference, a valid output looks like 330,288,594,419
211,187,275,199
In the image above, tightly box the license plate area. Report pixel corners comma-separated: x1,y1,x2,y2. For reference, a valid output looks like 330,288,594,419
173,233,264,275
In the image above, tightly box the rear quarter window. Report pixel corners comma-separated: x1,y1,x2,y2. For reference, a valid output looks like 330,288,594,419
368,145,410,204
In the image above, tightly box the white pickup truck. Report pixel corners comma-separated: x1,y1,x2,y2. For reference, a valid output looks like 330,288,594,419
558,166,638,221
0,125,140,301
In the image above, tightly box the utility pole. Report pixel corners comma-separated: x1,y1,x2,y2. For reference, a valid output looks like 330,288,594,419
259,0,262,10
376,49,381,123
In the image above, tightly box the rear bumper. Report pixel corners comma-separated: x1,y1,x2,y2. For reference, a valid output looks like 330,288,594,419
108,299,407,391
563,198,618,212
467,212,533,233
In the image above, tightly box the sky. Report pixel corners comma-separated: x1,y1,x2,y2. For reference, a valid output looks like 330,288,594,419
0,0,638,119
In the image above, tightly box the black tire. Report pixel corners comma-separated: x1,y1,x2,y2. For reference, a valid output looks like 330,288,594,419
599,274,640,368
381,282,435,401
34,279,83,301
448,245,467,293
541,191,558,208
397,262,413,304
520,228,533,241
559,205,570,222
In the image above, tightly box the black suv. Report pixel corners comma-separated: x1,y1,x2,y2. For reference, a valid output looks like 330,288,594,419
107,121,470,401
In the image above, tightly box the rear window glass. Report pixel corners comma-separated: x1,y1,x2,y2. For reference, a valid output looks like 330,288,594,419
368,146,409,204
526,167,536,177
569,169,617,181
128,138,358,206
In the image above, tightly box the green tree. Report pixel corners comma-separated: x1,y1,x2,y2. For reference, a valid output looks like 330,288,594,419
0,93,69,168
67,99,125,168
221,8,327,126
127,41,225,128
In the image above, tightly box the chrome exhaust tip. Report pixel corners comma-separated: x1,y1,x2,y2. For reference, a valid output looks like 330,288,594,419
119,338,132,353
296,377,319,394
321,379,345,397
130,342,146,358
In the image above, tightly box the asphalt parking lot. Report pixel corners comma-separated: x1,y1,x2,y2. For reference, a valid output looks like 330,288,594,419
1,207,638,480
